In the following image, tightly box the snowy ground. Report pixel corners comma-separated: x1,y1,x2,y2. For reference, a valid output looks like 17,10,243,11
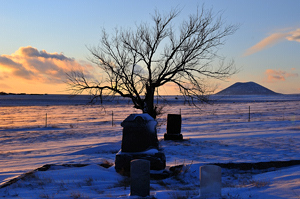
0,95,299,198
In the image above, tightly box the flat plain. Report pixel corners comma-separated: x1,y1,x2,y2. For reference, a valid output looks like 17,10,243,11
0,95,299,198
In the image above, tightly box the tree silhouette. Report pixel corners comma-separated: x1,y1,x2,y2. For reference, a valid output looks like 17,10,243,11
67,7,238,119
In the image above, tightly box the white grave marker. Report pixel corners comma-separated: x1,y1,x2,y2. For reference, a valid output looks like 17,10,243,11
130,159,150,197
200,165,222,198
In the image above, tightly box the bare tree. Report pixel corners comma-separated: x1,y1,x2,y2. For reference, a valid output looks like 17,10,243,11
67,7,238,119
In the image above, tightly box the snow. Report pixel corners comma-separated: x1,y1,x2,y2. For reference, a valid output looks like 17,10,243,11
122,113,156,122
0,95,299,198
117,149,160,155
121,113,158,135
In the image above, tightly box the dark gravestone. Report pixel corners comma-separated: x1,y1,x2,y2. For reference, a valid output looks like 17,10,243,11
121,114,158,152
164,114,183,140
115,114,166,175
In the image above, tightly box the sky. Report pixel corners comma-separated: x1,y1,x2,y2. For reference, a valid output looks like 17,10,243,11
0,0,299,95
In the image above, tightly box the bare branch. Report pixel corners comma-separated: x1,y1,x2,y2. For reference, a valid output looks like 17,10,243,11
66,6,238,118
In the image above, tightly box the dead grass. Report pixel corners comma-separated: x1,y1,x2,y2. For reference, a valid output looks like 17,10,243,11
249,179,270,188
168,190,199,199
99,160,114,168
39,193,54,199
113,177,130,190
237,178,270,188
156,180,170,189
59,180,68,191
70,192,89,199
84,177,94,186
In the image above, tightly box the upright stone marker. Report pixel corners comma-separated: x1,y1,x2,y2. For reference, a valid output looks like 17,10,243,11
115,113,166,175
200,165,222,198
164,114,183,140
130,159,150,197
121,114,158,152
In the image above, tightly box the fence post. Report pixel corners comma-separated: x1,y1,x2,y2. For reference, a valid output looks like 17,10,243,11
112,111,114,126
248,106,250,122
45,113,47,127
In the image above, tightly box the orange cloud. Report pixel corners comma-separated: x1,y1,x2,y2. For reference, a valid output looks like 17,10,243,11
243,33,287,56
286,28,300,42
0,46,93,84
244,28,300,56
265,69,298,82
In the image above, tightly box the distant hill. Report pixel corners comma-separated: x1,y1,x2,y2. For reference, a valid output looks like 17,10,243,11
0,91,45,95
216,82,280,95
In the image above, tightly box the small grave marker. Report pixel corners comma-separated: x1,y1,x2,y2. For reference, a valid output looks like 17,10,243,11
130,159,150,197
200,165,222,198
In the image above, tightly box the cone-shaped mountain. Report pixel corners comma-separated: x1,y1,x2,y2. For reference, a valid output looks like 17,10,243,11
216,82,280,95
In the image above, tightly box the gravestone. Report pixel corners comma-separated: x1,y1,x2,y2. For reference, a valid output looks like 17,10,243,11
200,165,222,198
121,114,158,152
115,113,166,175
164,114,183,140
130,159,150,197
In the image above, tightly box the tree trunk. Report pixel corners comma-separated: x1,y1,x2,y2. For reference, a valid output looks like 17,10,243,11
143,84,156,119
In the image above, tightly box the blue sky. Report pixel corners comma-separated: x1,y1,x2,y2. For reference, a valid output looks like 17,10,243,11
0,0,299,94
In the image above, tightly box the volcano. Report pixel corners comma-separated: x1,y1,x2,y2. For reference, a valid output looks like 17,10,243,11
216,82,280,95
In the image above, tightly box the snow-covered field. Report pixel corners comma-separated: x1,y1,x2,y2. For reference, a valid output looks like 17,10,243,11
0,95,299,198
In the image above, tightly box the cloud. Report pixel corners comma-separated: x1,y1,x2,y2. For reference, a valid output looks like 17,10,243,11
265,69,298,82
286,28,300,42
0,46,93,84
15,46,73,61
0,56,34,79
244,28,300,56
0,56,22,68
243,33,287,56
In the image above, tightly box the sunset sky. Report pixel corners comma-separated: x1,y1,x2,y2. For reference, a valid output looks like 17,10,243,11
0,0,299,95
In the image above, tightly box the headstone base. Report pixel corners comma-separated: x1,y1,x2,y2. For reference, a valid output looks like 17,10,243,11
115,149,166,175
164,133,183,140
